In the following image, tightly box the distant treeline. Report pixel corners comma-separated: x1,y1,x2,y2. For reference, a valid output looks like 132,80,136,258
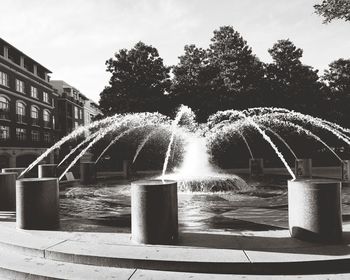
98,26,350,128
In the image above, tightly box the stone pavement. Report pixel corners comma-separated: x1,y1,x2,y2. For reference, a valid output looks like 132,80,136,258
0,219,350,278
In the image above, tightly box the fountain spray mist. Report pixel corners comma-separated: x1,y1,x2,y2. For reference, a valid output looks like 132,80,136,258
162,105,194,179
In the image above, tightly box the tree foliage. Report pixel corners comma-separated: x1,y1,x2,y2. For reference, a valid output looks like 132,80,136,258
171,26,264,121
321,58,350,126
264,39,322,114
99,42,171,115
314,0,350,23
323,58,350,93
98,26,350,129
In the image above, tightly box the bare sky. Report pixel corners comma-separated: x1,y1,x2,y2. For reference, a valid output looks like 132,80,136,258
0,0,349,102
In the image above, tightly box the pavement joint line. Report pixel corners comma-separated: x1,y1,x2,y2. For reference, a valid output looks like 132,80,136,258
243,250,252,263
128,269,138,280
44,239,69,258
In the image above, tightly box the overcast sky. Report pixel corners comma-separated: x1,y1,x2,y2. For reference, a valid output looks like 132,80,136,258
0,0,349,102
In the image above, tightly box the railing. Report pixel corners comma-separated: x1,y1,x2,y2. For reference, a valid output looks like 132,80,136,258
0,108,10,120
31,118,39,126
16,134,26,141
0,101,9,120
43,120,51,128
61,93,84,106
0,136,10,142
16,114,27,124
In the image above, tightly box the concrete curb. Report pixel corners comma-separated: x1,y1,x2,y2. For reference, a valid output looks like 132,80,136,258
0,222,350,274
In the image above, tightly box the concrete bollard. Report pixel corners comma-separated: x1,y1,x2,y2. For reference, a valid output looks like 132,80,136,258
249,158,263,177
2,167,27,179
80,162,97,184
123,160,132,179
38,164,57,178
341,160,350,181
16,178,59,230
295,159,312,178
132,180,178,245
0,173,17,211
288,179,342,243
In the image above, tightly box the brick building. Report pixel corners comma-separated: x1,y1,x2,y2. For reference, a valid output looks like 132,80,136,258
50,80,85,139
50,80,102,163
0,38,56,169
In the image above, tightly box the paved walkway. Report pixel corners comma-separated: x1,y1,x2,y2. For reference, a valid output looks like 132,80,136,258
0,218,350,279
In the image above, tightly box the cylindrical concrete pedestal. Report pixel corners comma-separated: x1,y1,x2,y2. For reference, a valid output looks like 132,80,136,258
249,158,263,177
123,160,132,179
341,160,350,187
38,164,57,178
288,179,342,243
341,160,350,181
131,180,178,245
2,167,27,179
80,162,96,184
16,178,59,230
0,173,17,211
295,159,312,178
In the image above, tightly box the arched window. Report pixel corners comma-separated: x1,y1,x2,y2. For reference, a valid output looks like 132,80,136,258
43,110,51,127
31,106,39,126
16,101,26,123
0,96,10,120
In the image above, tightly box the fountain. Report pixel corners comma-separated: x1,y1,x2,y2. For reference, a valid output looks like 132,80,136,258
13,105,350,242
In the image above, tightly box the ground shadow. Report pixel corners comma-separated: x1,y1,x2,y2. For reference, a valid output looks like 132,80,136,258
178,230,350,256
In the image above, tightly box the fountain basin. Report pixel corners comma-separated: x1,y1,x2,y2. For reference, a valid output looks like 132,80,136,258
131,180,178,245
288,178,342,243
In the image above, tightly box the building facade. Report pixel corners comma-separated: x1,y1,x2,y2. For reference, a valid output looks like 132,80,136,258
50,80,102,163
0,38,56,169
50,80,85,139
82,96,102,127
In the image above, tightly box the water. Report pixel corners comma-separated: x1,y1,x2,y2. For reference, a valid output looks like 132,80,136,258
161,105,195,179
161,136,249,192
20,105,350,185
59,176,290,232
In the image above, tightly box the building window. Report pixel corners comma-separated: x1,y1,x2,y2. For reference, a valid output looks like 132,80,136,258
43,109,50,127
73,90,78,100
43,91,49,103
0,96,10,120
0,126,10,140
79,109,82,120
16,101,26,123
30,86,38,99
43,132,50,143
74,106,78,119
0,72,9,87
31,106,39,126
31,130,40,142
74,121,79,129
16,128,26,141
16,79,25,93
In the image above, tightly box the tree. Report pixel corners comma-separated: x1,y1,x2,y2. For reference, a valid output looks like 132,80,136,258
99,42,172,115
171,26,264,121
264,39,322,114
321,58,350,126
323,58,350,93
314,0,350,23
171,44,219,121
208,26,264,99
